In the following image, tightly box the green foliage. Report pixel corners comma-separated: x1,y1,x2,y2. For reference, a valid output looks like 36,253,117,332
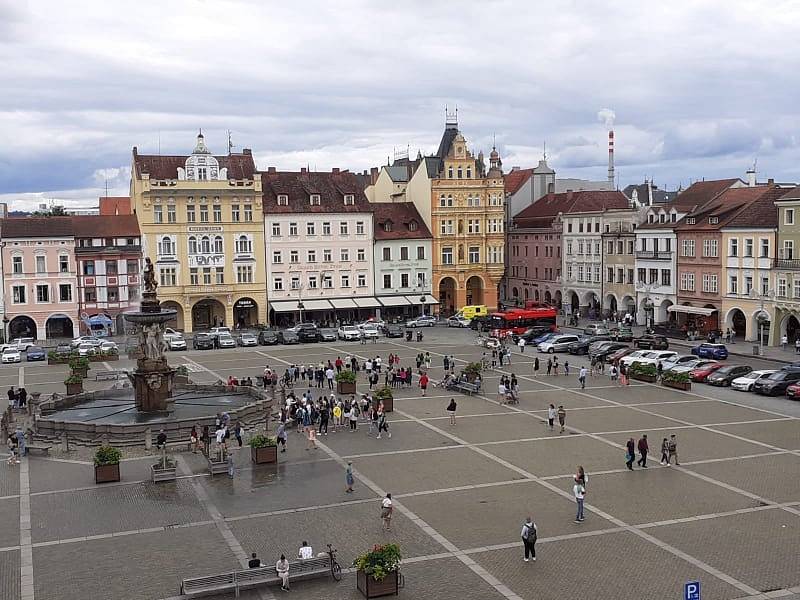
94,445,122,466
69,356,90,372
335,369,357,384
661,369,690,383
375,386,393,402
248,434,277,448
628,363,658,377
64,373,84,385
463,362,483,376
353,544,401,581
175,365,190,376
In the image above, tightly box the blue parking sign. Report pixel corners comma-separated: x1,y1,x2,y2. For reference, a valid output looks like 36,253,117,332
685,581,701,600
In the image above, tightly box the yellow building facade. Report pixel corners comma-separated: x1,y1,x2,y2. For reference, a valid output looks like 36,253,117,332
130,133,267,332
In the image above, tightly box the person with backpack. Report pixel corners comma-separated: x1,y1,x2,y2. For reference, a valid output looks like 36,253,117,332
521,517,537,561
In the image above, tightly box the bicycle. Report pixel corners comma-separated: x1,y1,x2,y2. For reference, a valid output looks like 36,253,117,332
327,544,342,581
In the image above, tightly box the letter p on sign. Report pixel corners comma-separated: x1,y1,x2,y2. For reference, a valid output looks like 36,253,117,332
685,581,701,600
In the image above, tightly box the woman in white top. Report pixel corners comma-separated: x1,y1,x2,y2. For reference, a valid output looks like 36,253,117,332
381,493,393,531
276,554,290,591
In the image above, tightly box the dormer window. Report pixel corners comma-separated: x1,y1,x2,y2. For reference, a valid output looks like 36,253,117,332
344,194,355,205
659,213,666,223
277,195,288,206
310,194,321,206
686,218,696,224
708,216,719,224
671,212,677,222
648,214,654,223
383,221,393,232
409,220,418,232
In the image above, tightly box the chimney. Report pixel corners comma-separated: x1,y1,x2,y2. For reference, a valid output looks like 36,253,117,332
608,130,615,186
242,148,252,155
746,167,756,187
301,167,307,174
768,178,774,185
267,166,276,173
332,168,339,174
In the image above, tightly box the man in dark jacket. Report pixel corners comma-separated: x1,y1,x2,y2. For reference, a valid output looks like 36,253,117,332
626,438,636,470
637,434,649,468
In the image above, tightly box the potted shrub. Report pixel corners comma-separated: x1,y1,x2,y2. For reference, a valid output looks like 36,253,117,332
69,356,90,378
661,369,691,391
175,365,190,385
94,445,122,483
373,386,394,413
463,362,482,382
65,373,84,395
354,543,402,598
628,363,658,383
336,369,357,395
249,434,278,464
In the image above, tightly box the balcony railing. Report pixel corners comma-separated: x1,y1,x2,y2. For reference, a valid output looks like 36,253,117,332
774,259,800,269
635,250,673,260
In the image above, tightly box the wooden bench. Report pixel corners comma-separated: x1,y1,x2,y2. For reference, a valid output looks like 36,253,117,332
451,381,480,395
95,370,128,382
26,443,51,456
180,556,333,597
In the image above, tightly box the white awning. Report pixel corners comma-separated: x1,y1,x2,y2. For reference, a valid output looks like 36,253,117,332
353,297,382,308
405,295,440,305
667,305,717,316
269,301,301,313
378,296,411,307
300,299,333,311
330,298,358,309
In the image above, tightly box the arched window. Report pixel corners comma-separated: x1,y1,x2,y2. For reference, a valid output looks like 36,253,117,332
188,236,197,254
158,236,174,256
457,167,463,179
201,236,210,254
236,235,251,253
466,167,472,179
213,236,223,254
448,166,453,179
439,194,446,207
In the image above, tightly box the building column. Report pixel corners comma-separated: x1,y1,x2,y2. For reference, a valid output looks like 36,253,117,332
183,305,193,334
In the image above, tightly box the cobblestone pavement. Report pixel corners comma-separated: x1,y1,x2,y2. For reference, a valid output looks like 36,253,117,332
1,327,799,600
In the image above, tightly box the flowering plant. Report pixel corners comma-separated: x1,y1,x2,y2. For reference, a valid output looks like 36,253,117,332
353,543,401,581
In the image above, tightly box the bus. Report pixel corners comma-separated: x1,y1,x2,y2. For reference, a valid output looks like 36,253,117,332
488,307,558,338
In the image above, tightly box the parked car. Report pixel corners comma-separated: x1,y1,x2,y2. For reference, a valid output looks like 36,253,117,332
238,332,258,347
77,342,98,357
193,333,214,350
447,316,472,328
278,330,300,345
689,362,723,382
208,327,232,339
163,328,183,340
99,341,118,352
538,334,580,353
589,341,629,359
605,347,636,364
731,369,777,392
785,382,800,399
167,336,187,351
753,369,800,396
358,318,386,331
619,350,657,368
216,334,236,348
667,358,711,374
633,334,670,350
632,350,678,367
318,328,337,342
706,365,753,387
1,348,21,364
25,346,45,361
12,337,36,351
583,324,610,336
258,330,279,345
533,332,558,345
406,315,437,328
660,355,699,371
362,325,380,339
610,327,633,342
54,343,72,357
568,335,611,355
296,325,321,343
71,335,102,348
385,324,404,338
511,326,553,344
337,325,361,341
691,343,729,360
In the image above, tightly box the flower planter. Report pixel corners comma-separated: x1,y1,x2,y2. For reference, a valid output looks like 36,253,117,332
356,570,399,598
151,463,177,483
207,457,228,476
73,367,89,378
373,396,393,413
662,380,691,391
48,356,72,365
337,381,357,395
251,445,278,464
90,354,119,362
95,463,120,484
630,373,657,383
65,382,84,395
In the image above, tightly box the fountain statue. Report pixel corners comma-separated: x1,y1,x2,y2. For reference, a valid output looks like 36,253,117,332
123,258,178,412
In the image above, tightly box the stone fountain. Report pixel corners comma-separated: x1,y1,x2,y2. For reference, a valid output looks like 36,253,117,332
123,257,177,412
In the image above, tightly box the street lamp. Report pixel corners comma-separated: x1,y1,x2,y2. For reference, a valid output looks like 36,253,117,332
749,288,774,356
2,316,8,344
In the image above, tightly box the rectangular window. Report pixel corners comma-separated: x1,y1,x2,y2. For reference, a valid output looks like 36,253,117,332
84,287,96,302
794,279,800,299
12,285,26,304
382,247,391,261
323,274,333,289
232,205,240,222
277,195,288,206
401,273,409,288
340,249,349,262
468,246,480,264
323,249,332,262
307,250,316,263
153,205,163,223
760,238,769,258
400,247,409,260
12,256,22,274
357,248,366,261
307,222,316,236
594,266,601,283
106,287,118,302
729,238,738,257
83,261,95,275
627,269,634,284
440,220,454,235
289,222,298,236
681,240,695,257
356,221,365,235
607,267,614,283
357,273,366,287
126,259,139,274
638,268,646,284
273,277,283,291
417,246,425,260
745,276,753,294
341,273,350,288
467,219,480,234
761,276,769,295
105,260,118,275
680,272,695,291
383,274,392,289
308,275,317,289
340,222,349,235
703,239,718,257
271,223,281,236
159,268,176,286
167,205,176,223
785,208,794,225
607,241,614,255
778,277,787,298
290,251,299,264
236,265,253,284
291,276,300,290
244,204,252,222
322,222,331,235
186,204,195,222
744,238,753,257
54,283,71,302
202,267,211,285
215,267,224,284
783,240,794,259
649,268,658,284
661,269,671,286
35,284,49,303
442,247,453,265
35,255,46,273
702,274,718,293
199,205,209,223
190,268,199,285
272,251,282,264
729,276,738,295
617,268,624,284
213,205,222,223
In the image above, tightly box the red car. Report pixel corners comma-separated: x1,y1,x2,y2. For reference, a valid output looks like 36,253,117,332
607,347,635,364
786,382,800,399
689,362,723,382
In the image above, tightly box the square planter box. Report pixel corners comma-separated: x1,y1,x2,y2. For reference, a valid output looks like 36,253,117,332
95,463,121,484
356,570,399,598
337,381,357,395
630,373,657,383
251,445,278,464
662,379,691,391
207,458,228,476
48,357,71,365
151,463,177,482
65,382,84,395
373,396,393,413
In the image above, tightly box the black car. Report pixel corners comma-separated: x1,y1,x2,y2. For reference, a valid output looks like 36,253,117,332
634,334,670,350
511,326,551,344
589,341,629,360
258,330,279,345
753,369,800,396
193,333,214,350
278,330,300,344
568,335,612,355
706,365,752,387
296,325,320,343
385,324,404,338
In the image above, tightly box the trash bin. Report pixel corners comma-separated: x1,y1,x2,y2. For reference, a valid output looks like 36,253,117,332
753,345,760,356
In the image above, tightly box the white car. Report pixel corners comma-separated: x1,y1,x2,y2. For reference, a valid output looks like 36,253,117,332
163,328,183,341
1,348,21,364
238,333,258,347
208,327,232,339
99,341,119,352
358,319,385,331
167,337,187,351
12,337,36,351
447,316,472,328
406,315,437,328
538,334,580,353
619,350,657,368
77,342,98,357
633,350,678,367
71,335,102,348
660,354,697,370
216,334,236,348
337,325,361,341
731,369,778,392
362,325,380,339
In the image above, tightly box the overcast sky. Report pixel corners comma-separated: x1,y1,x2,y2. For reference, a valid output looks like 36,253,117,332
1,0,799,211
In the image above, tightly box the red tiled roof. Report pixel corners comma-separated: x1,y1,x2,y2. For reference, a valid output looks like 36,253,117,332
512,190,629,228
504,169,533,196
721,187,785,228
672,179,739,210
71,215,141,238
776,185,800,202
132,147,256,180
677,186,782,230
372,202,432,240
260,170,372,214
1,217,74,238
99,196,131,215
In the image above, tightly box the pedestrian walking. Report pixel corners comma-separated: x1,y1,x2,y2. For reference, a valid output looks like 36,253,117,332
498,381,507,403
446,398,457,425
376,406,391,439
443,355,450,372
190,424,199,453
533,357,540,377
625,437,636,470
276,422,287,453
781,334,788,350
557,405,566,433
518,337,526,353
546,358,552,376
521,517,537,562
547,404,556,431
234,421,243,447
578,366,587,389
425,352,431,369
552,356,559,376
345,461,355,493
637,434,649,468
381,493,393,531
564,360,570,377
306,425,318,451
419,372,429,396
659,437,669,465
610,365,619,384
573,480,586,523
667,434,680,466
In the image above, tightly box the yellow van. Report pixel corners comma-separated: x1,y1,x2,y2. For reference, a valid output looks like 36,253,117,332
457,305,488,320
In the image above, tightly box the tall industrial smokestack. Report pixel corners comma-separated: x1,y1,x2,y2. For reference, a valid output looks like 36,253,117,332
608,130,615,186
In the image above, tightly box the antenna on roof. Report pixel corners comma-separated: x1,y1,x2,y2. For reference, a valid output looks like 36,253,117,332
157,131,161,156
227,130,234,155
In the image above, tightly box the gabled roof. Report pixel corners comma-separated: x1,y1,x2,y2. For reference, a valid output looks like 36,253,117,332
512,190,629,228
385,165,410,183
672,179,739,210
775,185,800,202
504,168,533,196
132,147,257,180
372,202,432,241
261,170,372,214
677,186,782,231
71,215,141,238
99,196,132,215
1,217,74,238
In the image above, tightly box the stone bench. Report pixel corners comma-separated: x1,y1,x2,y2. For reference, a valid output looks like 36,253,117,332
26,443,51,456
449,381,480,395
95,370,128,382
